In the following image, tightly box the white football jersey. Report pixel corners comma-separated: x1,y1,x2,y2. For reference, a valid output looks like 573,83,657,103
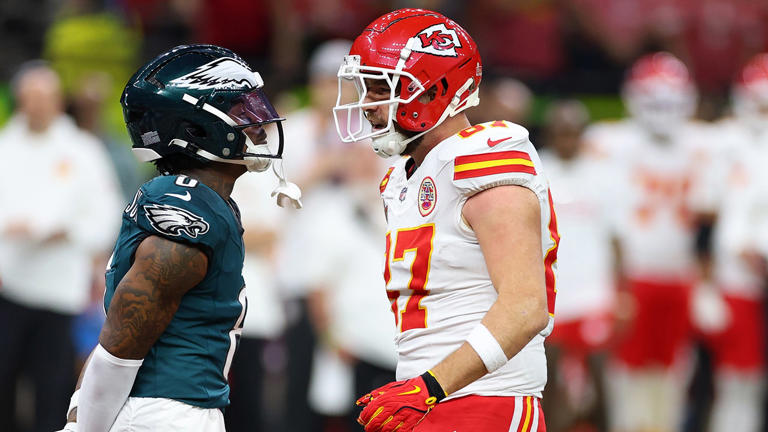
712,118,768,298
539,150,619,321
380,120,559,399
584,119,717,281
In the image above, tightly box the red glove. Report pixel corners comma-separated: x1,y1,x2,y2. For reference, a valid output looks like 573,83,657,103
356,371,447,432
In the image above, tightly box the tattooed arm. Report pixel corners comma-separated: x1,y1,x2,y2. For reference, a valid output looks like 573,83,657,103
72,235,208,430
100,235,208,358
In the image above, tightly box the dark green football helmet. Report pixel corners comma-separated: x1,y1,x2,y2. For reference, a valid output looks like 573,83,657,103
121,44,284,172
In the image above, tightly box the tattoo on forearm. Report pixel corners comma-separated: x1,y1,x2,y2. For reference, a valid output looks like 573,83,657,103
100,237,207,359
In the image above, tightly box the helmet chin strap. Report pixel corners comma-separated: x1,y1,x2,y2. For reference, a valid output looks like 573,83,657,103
243,157,272,172
371,131,409,158
170,138,301,208
169,138,273,172
371,103,410,157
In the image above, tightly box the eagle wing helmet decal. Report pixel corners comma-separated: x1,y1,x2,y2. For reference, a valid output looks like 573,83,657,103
168,57,260,90
144,204,210,238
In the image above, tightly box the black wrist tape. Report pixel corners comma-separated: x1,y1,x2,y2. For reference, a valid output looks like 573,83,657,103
420,370,447,402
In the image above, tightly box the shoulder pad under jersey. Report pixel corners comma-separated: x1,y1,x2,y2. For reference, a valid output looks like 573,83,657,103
130,175,230,252
439,121,546,199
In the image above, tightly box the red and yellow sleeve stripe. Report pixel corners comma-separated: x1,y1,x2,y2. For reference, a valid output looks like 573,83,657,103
380,167,395,193
454,151,536,180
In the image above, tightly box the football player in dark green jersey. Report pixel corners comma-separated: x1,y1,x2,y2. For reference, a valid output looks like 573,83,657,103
57,44,301,432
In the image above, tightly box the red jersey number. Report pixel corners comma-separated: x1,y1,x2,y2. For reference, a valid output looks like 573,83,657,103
384,224,435,332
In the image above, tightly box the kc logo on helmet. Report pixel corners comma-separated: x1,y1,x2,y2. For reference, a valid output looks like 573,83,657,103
413,24,462,57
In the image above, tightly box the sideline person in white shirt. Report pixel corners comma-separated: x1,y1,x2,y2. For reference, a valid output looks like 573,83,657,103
0,61,122,432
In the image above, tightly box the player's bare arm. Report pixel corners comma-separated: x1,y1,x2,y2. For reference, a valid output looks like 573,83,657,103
100,235,208,359
64,236,208,431
430,185,549,394
63,236,207,427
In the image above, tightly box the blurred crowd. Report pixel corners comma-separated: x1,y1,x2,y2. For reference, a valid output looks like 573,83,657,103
0,1,767,432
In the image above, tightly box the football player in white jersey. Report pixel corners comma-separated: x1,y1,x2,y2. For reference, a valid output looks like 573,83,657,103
539,100,619,431
333,8,558,432
584,52,717,432
703,53,768,432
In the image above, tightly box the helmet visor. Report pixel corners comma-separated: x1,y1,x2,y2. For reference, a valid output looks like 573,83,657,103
225,88,285,159
227,88,282,126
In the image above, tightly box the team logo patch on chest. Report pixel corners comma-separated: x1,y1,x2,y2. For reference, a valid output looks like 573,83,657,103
418,177,437,217
144,204,210,238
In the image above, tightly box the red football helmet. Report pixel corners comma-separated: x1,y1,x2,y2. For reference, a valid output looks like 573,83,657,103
732,53,768,130
622,52,696,136
333,9,482,157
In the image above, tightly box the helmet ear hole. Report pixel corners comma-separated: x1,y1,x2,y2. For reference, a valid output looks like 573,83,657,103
418,85,439,104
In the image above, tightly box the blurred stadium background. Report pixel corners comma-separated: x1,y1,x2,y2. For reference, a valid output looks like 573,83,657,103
0,0,767,432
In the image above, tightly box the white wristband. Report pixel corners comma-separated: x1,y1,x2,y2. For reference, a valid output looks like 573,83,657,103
466,324,508,373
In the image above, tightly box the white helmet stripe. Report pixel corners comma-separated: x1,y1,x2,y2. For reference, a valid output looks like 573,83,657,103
181,94,239,127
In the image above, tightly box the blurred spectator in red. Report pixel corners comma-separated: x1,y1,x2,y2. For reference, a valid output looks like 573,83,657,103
292,0,383,42
566,0,768,117
681,0,763,91
196,0,269,57
0,62,122,432
566,0,672,64
465,0,566,81
679,0,768,119
141,0,383,93
268,0,384,90
118,0,201,60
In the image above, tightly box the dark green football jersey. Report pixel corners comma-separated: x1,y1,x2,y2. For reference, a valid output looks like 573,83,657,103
105,174,246,409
